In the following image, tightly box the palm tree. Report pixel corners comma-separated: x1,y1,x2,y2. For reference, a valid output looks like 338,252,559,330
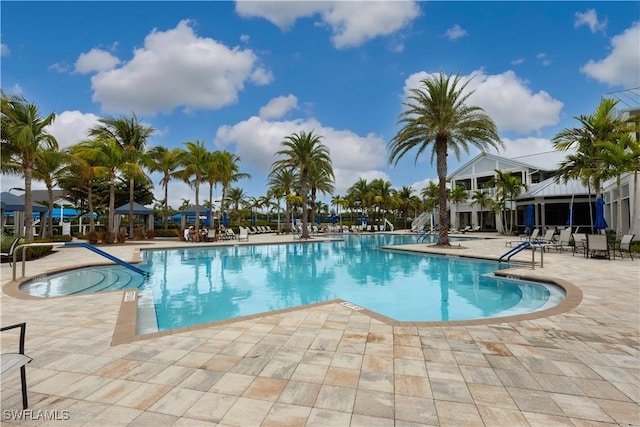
471,190,492,230
72,136,125,233
331,195,347,228
308,164,335,226
448,185,468,230
89,113,154,239
1,91,58,240
146,146,181,229
217,151,250,219
271,130,332,239
388,72,502,246
63,146,99,232
174,140,210,231
493,169,527,234
347,178,371,225
553,98,634,234
268,168,297,232
33,148,70,237
226,187,248,223
597,134,639,238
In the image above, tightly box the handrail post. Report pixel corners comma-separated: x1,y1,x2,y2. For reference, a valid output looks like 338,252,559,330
531,245,535,269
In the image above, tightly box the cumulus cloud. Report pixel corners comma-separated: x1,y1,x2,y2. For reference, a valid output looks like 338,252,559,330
89,20,272,115
581,22,640,88
235,1,420,49
214,115,388,194
74,48,121,74
403,70,563,134
486,137,555,159
574,9,607,33
536,53,551,66
1,43,9,56
48,63,70,73
444,24,467,41
511,58,524,65
46,110,101,149
259,95,298,120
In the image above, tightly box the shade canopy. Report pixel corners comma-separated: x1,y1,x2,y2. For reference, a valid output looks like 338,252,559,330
0,192,48,212
114,202,153,215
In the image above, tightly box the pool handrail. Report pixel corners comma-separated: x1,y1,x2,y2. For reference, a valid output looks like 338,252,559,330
498,240,543,269
12,241,149,281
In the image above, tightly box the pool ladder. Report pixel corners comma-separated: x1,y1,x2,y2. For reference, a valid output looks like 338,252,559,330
498,240,544,269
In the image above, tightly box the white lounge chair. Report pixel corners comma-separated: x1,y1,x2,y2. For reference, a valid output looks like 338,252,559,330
614,234,635,260
238,227,249,241
571,233,587,257
1,322,32,409
546,228,572,252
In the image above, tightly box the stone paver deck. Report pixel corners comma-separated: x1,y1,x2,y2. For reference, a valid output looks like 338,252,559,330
1,232,638,426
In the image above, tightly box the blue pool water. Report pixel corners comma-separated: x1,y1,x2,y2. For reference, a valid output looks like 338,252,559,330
19,234,562,331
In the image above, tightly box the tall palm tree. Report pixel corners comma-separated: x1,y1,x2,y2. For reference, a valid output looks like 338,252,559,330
597,134,638,238
147,146,181,229
1,91,58,240
471,190,492,230
217,151,250,219
89,113,154,239
73,136,125,233
553,98,634,233
308,164,335,226
63,145,99,232
33,148,70,237
388,72,502,246
268,168,298,232
174,140,209,231
493,169,527,234
226,187,248,223
347,178,371,225
271,130,332,239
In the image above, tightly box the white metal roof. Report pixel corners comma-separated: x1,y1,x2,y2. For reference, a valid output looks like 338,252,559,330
518,176,591,199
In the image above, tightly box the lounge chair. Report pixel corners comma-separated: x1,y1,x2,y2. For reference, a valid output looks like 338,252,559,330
470,225,481,232
571,233,587,257
1,236,21,267
506,228,539,247
461,225,471,233
586,234,611,260
1,323,32,409
614,234,634,260
545,228,572,252
238,227,249,241
537,229,556,244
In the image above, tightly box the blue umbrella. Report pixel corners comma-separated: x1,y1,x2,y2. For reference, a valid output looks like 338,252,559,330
316,215,321,225
251,213,256,226
293,212,297,226
566,208,574,227
594,197,607,230
525,204,534,230
222,211,229,227
204,210,211,227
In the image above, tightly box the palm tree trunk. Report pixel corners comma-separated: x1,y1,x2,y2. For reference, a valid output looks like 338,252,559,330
631,171,639,234
109,177,116,234
47,185,54,237
24,165,34,240
436,139,450,246
301,171,310,239
164,179,169,230
88,184,95,232
129,177,135,239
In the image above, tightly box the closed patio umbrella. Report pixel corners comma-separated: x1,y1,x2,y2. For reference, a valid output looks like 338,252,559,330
594,197,607,230
222,211,229,227
525,204,534,232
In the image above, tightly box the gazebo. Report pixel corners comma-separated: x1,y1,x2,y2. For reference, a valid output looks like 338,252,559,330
113,202,154,234
0,192,48,237
180,205,210,230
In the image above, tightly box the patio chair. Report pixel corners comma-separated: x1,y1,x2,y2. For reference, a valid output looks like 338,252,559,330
586,234,611,260
614,234,635,260
1,236,21,267
1,323,32,409
546,228,572,252
571,233,587,257
238,227,249,242
537,229,556,244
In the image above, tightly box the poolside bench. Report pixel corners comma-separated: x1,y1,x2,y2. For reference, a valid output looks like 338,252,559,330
1,323,32,409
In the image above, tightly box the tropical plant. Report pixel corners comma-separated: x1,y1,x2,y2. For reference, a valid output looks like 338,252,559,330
492,169,527,234
347,178,371,224
217,151,250,219
448,185,468,230
307,164,335,226
271,130,333,239
268,168,298,232
174,140,210,230
388,72,502,246
147,146,181,229
33,148,71,237
1,91,58,240
471,190,492,230
89,113,154,239
226,187,248,222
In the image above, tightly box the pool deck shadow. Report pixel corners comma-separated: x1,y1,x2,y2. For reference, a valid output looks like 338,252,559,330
1,232,638,426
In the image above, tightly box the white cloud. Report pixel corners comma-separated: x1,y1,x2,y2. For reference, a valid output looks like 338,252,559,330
235,1,420,49
487,137,554,159
259,95,298,120
1,43,10,56
574,9,607,33
511,58,524,65
403,70,563,134
48,63,70,73
444,24,467,41
214,115,388,194
581,22,640,88
409,177,437,194
46,110,101,149
89,20,272,115
536,53,551,66
74,48,121,74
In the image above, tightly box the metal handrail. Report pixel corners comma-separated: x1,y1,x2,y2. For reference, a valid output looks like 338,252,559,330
12,242,148,281
498,240,543,269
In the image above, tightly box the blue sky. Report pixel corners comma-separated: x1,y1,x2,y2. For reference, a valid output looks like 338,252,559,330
2,1,639,210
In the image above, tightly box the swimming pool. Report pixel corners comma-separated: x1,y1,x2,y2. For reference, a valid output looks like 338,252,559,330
19,233,563,331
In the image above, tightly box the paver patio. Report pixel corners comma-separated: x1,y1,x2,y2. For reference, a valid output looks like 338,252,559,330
1,232,638,426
